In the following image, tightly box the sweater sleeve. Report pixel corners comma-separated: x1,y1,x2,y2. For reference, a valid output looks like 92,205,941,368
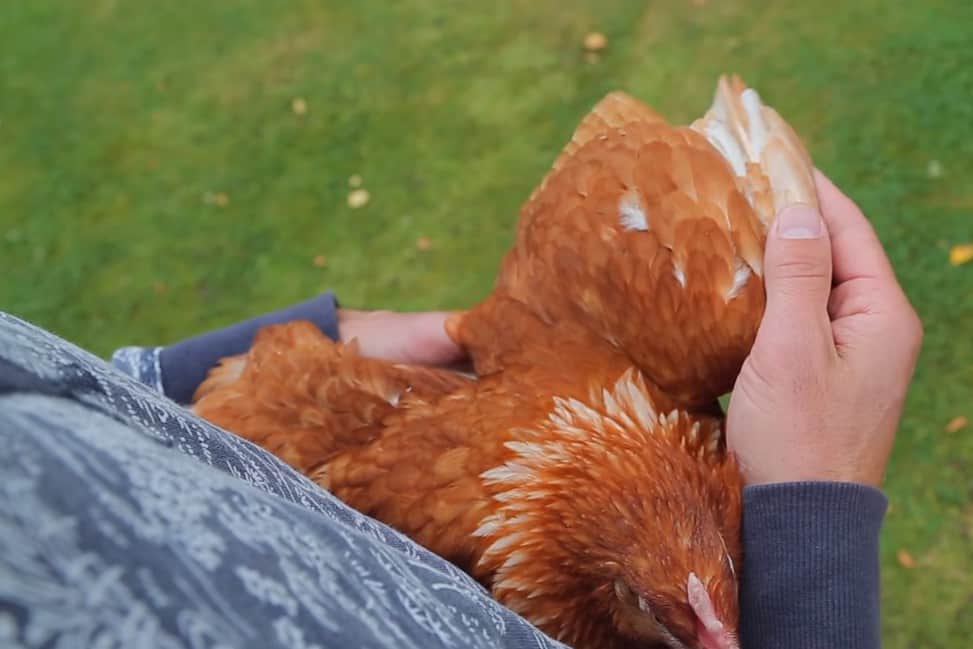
739,481,888,649
153,291,340,404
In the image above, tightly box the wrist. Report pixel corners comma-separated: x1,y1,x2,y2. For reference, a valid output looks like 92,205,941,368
157,291,341,403
742,463,885,490
732,441,889,488
740,481,887,648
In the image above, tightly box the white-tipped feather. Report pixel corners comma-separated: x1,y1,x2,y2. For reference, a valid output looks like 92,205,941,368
690,76,817,231
725,259,752,301
483,532,528,558
740,89,768,158
473,515,503,538
619,191,649,231
481,463,535,485
479,373,665,578
672,262,687,288
703,121,747,176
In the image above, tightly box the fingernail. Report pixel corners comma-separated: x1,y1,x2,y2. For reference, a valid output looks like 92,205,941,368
776,203,824,239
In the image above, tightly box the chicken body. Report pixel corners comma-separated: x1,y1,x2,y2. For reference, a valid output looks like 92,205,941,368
194,76,817,649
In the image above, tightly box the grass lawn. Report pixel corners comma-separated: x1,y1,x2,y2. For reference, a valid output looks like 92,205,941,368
2,0,971,644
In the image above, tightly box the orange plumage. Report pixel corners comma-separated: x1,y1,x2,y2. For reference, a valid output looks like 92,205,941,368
193,75,817,649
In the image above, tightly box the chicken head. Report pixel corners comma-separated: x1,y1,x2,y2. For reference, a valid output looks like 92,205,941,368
470,369,743,649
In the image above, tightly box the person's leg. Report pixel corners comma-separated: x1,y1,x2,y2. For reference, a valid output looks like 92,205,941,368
0,393,560,649
0,311,564,649
0,310,366,523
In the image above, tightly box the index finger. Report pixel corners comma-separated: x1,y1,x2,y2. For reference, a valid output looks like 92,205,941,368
813,169,897,285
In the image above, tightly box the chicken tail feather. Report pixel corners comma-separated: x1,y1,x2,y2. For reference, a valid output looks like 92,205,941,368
691,75,817,229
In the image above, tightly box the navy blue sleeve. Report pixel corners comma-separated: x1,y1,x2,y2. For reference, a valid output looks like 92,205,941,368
157,291,340,404
740,481,887,649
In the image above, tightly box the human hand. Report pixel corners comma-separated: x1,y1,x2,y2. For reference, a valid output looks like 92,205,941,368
726,170,923,487
338,309,468,367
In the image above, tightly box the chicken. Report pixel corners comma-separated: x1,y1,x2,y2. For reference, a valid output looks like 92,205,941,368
453,78,816,407
193,75,817,649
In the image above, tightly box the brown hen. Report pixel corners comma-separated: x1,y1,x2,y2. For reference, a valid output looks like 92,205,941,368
193,76,817,649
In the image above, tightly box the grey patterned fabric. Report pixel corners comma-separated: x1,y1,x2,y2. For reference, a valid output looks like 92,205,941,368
111,344,164,394
0,311,564,649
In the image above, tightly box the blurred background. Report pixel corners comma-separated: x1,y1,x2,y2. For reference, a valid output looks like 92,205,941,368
1,1,970,645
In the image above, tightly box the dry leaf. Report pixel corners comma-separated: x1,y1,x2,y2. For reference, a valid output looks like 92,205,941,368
416,236,432,250
896,549,916,569
203,191,229,207
946,415,969,433
347,189,370,209
949,243,973,266
312,255,327,268
583,32,607,52
927,159,943,178
153,281,168,295
348,174,363,188
292,97,308,116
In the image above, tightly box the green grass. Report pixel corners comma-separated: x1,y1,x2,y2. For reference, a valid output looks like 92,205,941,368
2,0,972,644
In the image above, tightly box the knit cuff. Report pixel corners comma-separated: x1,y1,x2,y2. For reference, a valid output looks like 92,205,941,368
157,291,340,404
740,481,887,649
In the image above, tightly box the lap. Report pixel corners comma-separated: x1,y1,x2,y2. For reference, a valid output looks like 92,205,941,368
0,312,562,649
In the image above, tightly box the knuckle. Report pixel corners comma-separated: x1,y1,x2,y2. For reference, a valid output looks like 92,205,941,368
772,257,829,281
905,313,924,356
884,298,924,351
906,310,924,342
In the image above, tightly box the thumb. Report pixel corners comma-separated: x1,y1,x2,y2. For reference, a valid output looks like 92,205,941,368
762,203,833,329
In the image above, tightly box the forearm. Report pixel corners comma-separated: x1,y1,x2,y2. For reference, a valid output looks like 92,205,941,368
740,481,887,649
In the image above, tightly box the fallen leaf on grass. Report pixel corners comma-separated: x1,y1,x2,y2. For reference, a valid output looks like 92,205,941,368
896,549,916,569
203,191,230,207
416,236,432,250
949,243,973,266
347,189,370,208
312,255,327,268
583,32,607,52
946,415,969,433
292,97,308,116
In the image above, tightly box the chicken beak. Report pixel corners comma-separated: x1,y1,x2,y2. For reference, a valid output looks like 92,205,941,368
687,572,739,649
696,624,739,649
